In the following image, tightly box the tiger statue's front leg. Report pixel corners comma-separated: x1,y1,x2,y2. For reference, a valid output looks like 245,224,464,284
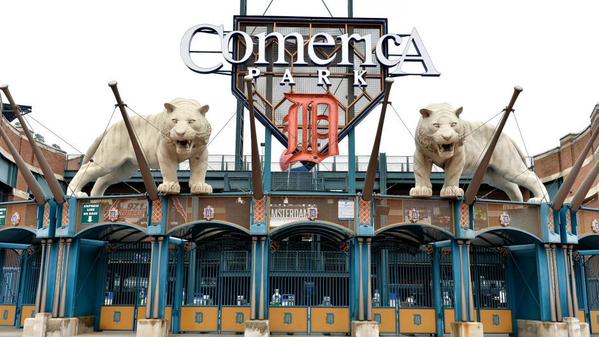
157,143,180,194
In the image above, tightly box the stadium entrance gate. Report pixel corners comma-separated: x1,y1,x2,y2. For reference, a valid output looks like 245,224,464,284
269,232,350,335
0,247,41,327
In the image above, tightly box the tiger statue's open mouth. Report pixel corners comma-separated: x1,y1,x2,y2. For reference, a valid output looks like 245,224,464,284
175,139,193,154
437,142,455,158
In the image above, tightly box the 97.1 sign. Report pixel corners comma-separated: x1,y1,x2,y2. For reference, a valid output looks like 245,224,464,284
81,203,100,224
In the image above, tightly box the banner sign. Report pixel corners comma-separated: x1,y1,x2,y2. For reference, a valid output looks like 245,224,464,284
270,202,319,227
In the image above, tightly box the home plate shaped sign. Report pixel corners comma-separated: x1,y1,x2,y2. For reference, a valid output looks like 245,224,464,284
181,15,440,164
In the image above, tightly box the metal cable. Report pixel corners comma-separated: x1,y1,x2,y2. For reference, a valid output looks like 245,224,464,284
320,0,334,17
261,0,275,15
459,114,502,192
26,115,84,154
72,106,117,194
389,103,415,140
26,111,142,195
124,105,171,141
209,110,238,147
513,114,549,201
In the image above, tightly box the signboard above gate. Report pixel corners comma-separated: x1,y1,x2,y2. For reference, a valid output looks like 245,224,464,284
181,16,440,148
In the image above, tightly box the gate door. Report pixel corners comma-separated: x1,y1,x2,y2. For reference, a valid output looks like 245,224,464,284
373,246,437,335
440,248,455,335
585,255,599,333
269,234,350,335
100,241,151,331
180,238,251,333
470,247,512,334
0,249,21,326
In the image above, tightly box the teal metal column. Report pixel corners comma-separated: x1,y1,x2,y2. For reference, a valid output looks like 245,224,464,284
186,243,196,305
351,237,372,321
451,240,465,322
261,237,269,320
264,128,272,193
349,132,356,193
172,245,185,333
350,238,359,321
556,245,572,317
250,237,257,320
578,258,589,323
42,240,59,314
451,240,475,322
378,153,387,193
433,247,444,336
539,244,554,321
364,238,372,320
234,0,247,171
347,0,356,195
464,242,475,322
250,236,269,320
505,250,517,335
0,249,5,306
147,236,170,320
15,249,29,327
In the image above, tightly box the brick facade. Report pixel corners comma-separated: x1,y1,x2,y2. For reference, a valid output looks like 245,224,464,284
0,116,67,200
534,104,599,207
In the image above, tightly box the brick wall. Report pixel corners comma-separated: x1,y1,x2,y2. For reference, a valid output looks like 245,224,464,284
0,117,67,200
534,104,599,205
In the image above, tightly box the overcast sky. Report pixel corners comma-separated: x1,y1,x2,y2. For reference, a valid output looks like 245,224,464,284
1,0,598,164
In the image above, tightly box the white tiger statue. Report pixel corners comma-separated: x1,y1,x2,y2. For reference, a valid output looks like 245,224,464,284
409,103,548,202
67,98,212,196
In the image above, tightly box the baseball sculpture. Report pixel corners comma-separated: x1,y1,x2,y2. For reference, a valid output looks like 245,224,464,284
67,98,212,196
410,103,548,202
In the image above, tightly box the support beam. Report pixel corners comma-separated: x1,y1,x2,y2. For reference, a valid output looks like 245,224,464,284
108,81,159,201
244,76,264,200
464,86,522,205
553,119,599,211
569,156,599,211
1,84,65,204
362,78,394,201
0,87,46,205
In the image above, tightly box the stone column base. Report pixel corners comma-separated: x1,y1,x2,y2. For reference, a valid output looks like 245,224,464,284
244,320,269,337
451,321,483,337
580,322,590,337
351,320,379,337
564,317,582,337
518,319,568,337
23,314,94,337
23,313,49,337
136,319,168,337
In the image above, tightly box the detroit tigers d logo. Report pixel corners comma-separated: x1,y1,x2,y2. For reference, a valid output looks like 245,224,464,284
280,93,340,171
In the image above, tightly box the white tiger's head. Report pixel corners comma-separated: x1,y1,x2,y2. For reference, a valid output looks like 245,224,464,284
163,98,212,155
416,103,465,160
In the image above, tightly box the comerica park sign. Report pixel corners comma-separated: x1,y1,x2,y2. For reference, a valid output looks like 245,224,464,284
181,16,440,86
181,16,440,165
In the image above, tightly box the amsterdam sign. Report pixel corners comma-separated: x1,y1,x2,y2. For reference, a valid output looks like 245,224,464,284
181,16,439,155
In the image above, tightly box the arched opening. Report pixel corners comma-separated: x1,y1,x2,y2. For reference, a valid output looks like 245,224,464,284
372,225,454,335
169,221,251,334
470,228,543,335
72,224,150,332
576,235,599,330
268,222,352,335
0,228,41,328
582,254,599,332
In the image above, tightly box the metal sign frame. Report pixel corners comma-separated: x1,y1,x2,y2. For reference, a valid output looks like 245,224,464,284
230,15,388,148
